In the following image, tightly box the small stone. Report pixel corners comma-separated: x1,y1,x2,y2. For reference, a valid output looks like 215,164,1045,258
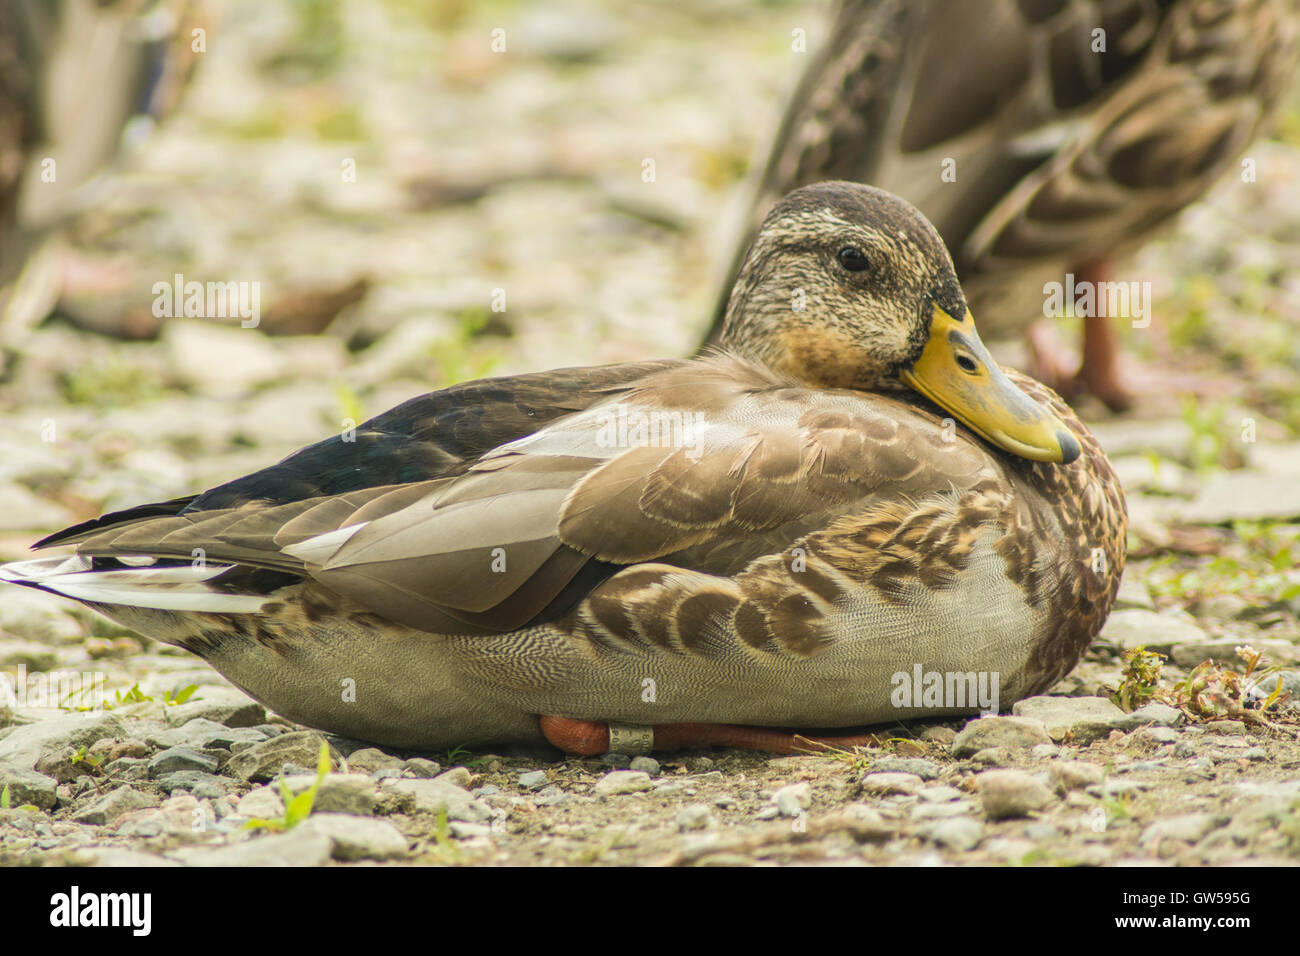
1030,744,1059,759
148,747,220,778
1100,609,1208,654
774,782,812,817
155,771,229,798
951,716,1051,757
299,813,409,861
432,766,471,788
920,726,957,745
1171,638,1296,669
922,816,983,851
685,756,714,772
0,712,127,772
599,752,631,769
860,772,923,796
871,757,942,780
1048,761,1104,794
71,785,159,825
237,786,285,819
400,758,443,779
1201,720,1248,736
971,747,1012,766
282,773,379,816
913,801,976,820
675,803,715,831
163,685,266,729
345,748,404,774
593,771,653,796
1131,726,1179,747
226,731,333,782
89,738,149,763
382,778,493,822
104,757,150,782
34,749,99,784
534,785,569,807
1011,696,1130,743
978,770,1053,820
448,821,493,839
175,828,333,867
755,806,779,820
0,767,57,809
1139,813,1227,847
1127,702,1184,728
517,770,549,791
629,756,660,776
918,785,962,803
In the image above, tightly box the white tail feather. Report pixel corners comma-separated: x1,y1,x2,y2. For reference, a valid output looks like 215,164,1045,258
0,555,270,613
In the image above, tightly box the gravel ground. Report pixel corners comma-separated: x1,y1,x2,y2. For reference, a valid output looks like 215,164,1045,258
1,0,1300,867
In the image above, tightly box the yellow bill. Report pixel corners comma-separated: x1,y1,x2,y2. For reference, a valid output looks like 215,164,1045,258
902,305,1081,464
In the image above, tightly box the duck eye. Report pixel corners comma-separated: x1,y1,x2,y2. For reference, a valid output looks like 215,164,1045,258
837,246,870,273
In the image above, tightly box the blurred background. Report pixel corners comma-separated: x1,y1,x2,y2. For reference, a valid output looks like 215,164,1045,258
1,0,1299,636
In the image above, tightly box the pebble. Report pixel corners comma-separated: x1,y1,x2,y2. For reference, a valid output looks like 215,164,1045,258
860,772,923,796
593,771,653,796
299,813,410,861
950,716,1051,757
346,748,405,774
517,770,549,791
1049,761,1105,794
1100,609,1208,654
629,756,660,776
1139,813,1227,847
226,731,332,782
921,816,983,851
237,786,285,820
1011,696,1130,743
917,785,962,803
401,758,442,779
675,803,715,831
155,771,230,798
433,766,471,788
0,712,127,771
382,778,494,822
871,757,941,780
163,686,266,729
279,773,379,816
977,770,1053,820
0,768,57,809
174,829,334,867
774,782,812,817
70,785,159,825
147,746,220,778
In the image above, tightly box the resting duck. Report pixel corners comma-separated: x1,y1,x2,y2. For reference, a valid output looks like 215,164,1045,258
702,0,1300,410
1,183,1127,755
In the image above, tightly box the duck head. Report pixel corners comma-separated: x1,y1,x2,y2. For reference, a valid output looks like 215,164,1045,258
720,181,1080,464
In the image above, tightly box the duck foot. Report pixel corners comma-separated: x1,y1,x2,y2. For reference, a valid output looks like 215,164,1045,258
539,715,884,755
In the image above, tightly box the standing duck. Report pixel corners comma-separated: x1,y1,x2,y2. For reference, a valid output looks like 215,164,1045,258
1,183,1127,754
702,0,1300,410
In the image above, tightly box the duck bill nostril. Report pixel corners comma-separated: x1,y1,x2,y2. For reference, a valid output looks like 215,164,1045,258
901,304,1080,464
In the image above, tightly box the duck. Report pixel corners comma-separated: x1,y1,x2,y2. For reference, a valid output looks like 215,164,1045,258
0,182,1128,755
701,0,1300,411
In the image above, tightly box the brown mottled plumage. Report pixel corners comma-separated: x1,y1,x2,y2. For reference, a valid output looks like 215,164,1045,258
702,0,1300,406
1,183,1127,751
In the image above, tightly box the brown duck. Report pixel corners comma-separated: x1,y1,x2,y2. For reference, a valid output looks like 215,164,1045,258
1,183,1127,754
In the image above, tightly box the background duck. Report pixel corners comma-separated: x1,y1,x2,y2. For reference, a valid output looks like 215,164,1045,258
700,0,1300,411
0,183,1127,754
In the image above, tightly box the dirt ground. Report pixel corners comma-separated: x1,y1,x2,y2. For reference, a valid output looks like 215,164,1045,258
1,0,1300,867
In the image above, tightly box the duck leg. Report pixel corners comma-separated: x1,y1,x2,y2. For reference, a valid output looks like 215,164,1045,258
1070,258,1135,412
539,715,885,756
1025,258,1135,412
